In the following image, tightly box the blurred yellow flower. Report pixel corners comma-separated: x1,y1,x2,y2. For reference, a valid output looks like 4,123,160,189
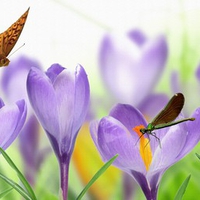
72,122,121,199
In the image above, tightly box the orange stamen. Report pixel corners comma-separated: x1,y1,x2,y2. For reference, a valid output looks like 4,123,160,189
133,125,152,171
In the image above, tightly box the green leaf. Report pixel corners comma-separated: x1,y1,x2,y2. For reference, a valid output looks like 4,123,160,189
0,173,32,200
76,154,118,200
0,148,37,200
174,174,191,200
0,187,13,198
195,153,200,160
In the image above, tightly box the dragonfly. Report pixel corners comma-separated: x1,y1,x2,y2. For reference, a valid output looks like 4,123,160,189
140,93,195,141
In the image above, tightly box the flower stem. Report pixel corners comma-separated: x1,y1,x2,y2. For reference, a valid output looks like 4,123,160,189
59,157,70,200
145,187,158,200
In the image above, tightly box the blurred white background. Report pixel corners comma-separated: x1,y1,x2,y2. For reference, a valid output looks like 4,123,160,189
1,0,200,83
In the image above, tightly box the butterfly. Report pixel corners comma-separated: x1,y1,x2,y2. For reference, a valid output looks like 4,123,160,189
0,8,29,67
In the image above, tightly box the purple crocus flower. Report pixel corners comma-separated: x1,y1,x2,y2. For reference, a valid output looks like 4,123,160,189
99,29,168,106
1,56,41,107
90,104,200,200
0,98,26,150
19,115,50,186
27,64,90,200
1,56,47,186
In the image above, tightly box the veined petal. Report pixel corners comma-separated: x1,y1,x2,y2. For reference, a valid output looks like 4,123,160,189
27,67,59,136
14,100,27,135
0,99,27,149
73,65,90,133
91,116,146,173
109,104,147,137
51,65,90,153
149,123,187,173
46,63,65,83
176,108,200,159
53,67,75,141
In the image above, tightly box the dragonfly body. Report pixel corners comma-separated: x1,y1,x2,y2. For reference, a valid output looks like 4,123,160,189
140,93,195,136
140,118,195,135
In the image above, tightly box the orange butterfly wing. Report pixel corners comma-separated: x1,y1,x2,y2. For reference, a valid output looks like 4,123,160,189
0,8,29,67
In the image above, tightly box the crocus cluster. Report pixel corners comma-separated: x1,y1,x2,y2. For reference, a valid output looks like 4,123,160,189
90,104,200,200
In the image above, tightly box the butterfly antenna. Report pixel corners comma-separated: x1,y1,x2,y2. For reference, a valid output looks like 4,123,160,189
8,43,25,58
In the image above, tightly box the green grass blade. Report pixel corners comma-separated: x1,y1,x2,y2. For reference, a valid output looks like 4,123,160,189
174,174,191,200
0,173,32,200
76,154,118,200
195,153,200,160
0,148,37,200
0,187,13,198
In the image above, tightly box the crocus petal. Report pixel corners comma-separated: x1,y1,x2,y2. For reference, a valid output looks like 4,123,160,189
149,123,187,173
128,29,147,46
90,116,146,173
73,65,90,133
176,108,200,159
109,104,147,136
27,67,59,136
46,64,65,83
52,67,76,141
0,99,27,149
